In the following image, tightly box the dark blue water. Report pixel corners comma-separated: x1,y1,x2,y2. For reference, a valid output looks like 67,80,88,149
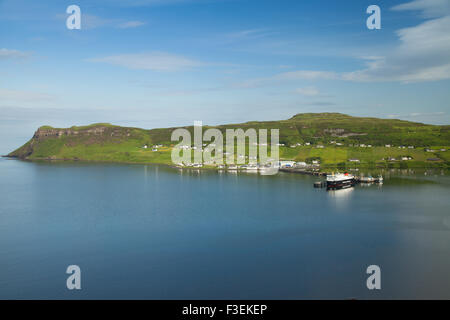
0,158,449,299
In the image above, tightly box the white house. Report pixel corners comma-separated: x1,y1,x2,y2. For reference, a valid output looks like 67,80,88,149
279,160,296,168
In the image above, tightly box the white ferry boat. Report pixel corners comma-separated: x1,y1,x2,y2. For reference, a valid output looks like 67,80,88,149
326,172,355,190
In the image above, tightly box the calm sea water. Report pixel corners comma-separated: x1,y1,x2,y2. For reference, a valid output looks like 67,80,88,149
0,158,449,299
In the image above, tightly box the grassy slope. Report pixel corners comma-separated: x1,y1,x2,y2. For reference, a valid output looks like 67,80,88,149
8,113,450,168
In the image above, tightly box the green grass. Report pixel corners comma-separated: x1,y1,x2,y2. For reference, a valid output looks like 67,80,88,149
7,113,449,168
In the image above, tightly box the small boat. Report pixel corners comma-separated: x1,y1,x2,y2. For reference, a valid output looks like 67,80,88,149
359,175,375,183
246,164,258,171
326,172,355,190
359,175,383,184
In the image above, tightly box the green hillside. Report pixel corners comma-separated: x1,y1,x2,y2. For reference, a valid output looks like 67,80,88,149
7,113,450,169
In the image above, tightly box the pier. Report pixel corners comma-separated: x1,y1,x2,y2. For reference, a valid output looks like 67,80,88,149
279,168,327,176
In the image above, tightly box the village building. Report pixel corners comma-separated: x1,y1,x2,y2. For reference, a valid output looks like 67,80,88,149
279,160,296,168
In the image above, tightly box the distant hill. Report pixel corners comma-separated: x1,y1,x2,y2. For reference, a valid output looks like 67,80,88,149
7,113,450,168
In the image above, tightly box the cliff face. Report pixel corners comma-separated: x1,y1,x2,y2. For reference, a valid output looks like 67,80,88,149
32,127,106,139
8,124,136,159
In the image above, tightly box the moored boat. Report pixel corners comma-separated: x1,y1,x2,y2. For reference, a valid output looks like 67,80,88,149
326,172,355,190
246,164,258,172
359,175,375,183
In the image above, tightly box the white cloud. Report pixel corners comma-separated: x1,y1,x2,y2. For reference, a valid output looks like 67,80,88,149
88,52,203,71
392,0,450,18
294,86,320,96
343,13,450,82
236,0,450,85
344,0,450,82
118,20,146,29
0,48,29,59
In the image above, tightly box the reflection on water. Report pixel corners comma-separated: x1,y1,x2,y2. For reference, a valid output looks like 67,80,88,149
326,187,354,210
0,159,449,299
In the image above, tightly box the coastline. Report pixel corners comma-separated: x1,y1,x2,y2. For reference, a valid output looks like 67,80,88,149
3,155,448,176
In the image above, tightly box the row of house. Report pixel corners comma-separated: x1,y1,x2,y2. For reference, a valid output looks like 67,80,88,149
386,145,415,149
349,155,415,162
425,148,446,152
288,142,425,149
381,156,413,161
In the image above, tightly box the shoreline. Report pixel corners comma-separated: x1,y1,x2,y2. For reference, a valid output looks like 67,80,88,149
3,156,448,175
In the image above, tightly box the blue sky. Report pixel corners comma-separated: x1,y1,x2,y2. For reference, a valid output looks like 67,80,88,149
1,0,449,153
